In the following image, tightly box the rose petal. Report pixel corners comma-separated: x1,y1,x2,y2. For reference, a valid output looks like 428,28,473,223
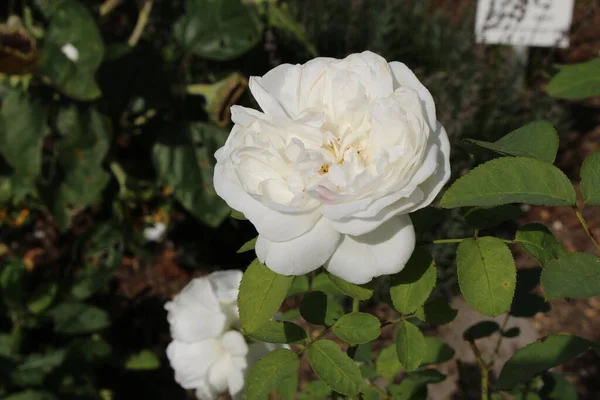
389,61,436,130
207,270,243,304
165,278,228,342
324,215,415,284
256,217,341,275
227,363,246,398
166,339,221,389
249,76,290,119
214,162,321,242
221,330,248,357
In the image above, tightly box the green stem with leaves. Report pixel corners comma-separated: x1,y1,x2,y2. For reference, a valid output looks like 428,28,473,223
573,206,600,251
298,326,331,355
468,339,489,400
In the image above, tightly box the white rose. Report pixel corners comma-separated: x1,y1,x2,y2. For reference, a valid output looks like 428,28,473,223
213,51,450,284
165,270,288,400
165,270,243,343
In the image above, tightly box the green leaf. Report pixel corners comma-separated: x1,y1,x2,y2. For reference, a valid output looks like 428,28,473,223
68,337,112,363
375,344,402,380
266,2,317,56
542,252,600,300
0,258,27,312
388,370,446,400
27,283,58,314
40,0,104,100
463,121,559,163
361,386,385,400
275,372,299,400
297,380,332,400
463,321,501,341
464,205,523,230
287,275,309,297
420,337,454,366
348,342,372,363
390,248,437,314
326,273,374,301
245,348,299,400
415,300,458,326
153,122,231,227
275,308,300,322
48,302,110,334
580,148,600,204
237,237,257,253
311,273,345,296
51,106,111,207
457,237,516,317
496,334,594,390
441,157,576,208
511,268,550,318
238,260,293,333
332,312,381,345
124,350,160,370
0,90,46,184
546,57,600,99
11,349,67,386
515,224,567,267
71,224,124,300
395,321,426,372
245,320,307,344
174,0,262,61
2,391,58,400
540,373,578,400
230,210,246,220
306,339,362,396
300,291,344,326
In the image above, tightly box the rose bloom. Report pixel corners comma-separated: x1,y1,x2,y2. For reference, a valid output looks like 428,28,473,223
214,51,450,284
165,270,284,400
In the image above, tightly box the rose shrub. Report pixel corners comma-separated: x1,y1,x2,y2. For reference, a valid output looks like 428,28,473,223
165,270,284,400
214,51,451,284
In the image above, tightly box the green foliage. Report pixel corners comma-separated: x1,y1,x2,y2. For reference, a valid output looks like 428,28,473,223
326,273,374,301
547,58,600,99
580,149,600,205
463,121,559,163
299,291,344,326
153,122,231,227
415,299,458,326
238,260,293,334
542,252,600,299
395,320,426,372
297,380,332,400
174,0,262,61
441,157,576,208
48,303,110,335
245,321,307,344
388,370,446,400
496,334,594,390
463,205,523,231
457,237,516,317
123,350,160,371
515,224,567,267
332,313,381,345
306,339,362,396
390,248,437,314
245,348,299,400
420,337,454,366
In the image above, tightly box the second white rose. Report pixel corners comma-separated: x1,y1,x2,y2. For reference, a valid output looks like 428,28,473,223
214,51,450,284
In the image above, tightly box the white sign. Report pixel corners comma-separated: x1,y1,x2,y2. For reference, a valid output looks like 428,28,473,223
475,0,574,48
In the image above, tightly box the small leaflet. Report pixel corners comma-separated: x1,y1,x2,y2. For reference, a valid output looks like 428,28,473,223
475,0,574,48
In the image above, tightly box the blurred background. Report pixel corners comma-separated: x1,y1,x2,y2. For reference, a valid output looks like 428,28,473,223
0,0,599,399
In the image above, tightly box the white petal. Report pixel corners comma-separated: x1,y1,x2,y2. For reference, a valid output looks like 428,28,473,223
389,62,436,130
249,76,290,119
221,330,249,357
256,217,341,275
195,382,219,400
165,278,227,342
402,123,451,213
213,162,321,242
260,63,303,116
339,51,394,99
227,364,246,398
325,215,415,284
207,356,233,394
166,339,221,389
207,270,243,304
